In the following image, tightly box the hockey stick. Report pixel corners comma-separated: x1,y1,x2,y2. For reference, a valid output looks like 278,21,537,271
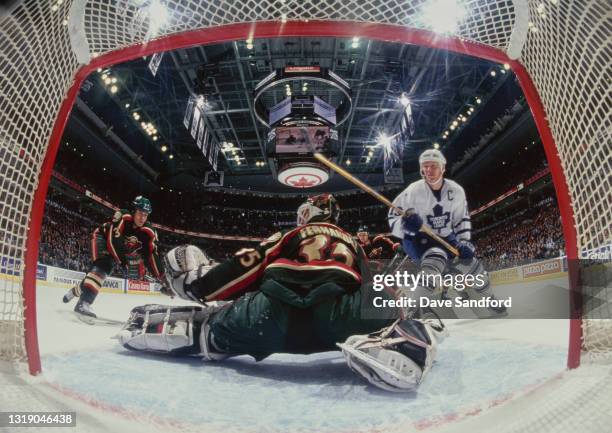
312,152,459,257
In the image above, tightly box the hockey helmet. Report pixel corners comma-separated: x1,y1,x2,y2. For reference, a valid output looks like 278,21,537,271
296,193,340,226
418,148,446,167
419,149,446,187
132,196,153,214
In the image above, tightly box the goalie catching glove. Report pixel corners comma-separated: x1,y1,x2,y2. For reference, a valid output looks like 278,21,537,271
337,318,447,392
163,245,215,302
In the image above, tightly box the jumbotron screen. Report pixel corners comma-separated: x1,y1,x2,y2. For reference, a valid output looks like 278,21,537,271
275,126,330,154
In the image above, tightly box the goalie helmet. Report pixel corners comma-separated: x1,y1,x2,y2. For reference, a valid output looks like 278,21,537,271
132,195,153,214
296,193,340,226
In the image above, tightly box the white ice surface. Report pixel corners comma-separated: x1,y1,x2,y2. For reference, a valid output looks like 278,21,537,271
6,278,583,433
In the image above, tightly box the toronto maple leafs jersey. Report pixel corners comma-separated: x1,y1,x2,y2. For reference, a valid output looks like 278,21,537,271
388,179,471,241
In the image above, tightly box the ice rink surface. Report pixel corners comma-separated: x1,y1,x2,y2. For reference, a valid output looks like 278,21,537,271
4,278,580,433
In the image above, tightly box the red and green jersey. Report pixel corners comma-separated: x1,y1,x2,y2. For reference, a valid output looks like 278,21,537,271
189,222,369,302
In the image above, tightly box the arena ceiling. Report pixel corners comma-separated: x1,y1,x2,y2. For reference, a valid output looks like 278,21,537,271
66,35,524,194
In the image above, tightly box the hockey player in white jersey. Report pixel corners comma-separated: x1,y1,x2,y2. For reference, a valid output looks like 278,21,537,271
388,148,506,316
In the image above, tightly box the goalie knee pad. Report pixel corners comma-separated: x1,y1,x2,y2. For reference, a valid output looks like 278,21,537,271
116,304,230,359
337,318,446,392
163,245,215,302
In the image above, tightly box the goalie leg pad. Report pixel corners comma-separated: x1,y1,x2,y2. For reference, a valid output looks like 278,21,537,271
337,318,446,392
117,305,202,355
116,304,230,359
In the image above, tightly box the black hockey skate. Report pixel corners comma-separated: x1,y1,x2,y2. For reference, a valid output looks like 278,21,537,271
74,299,97,323
487,302,508,317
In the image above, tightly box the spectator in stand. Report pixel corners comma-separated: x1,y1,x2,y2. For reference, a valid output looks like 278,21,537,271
474,201,564,270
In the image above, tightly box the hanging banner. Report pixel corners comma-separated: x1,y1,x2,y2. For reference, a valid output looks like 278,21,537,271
383,133,404,182
400,102,415,138
183,96,194,129
384,167,404,184
197,120,206,150
201,128,210,158
211,143,219,171
191,108,201,138
148,52,164,76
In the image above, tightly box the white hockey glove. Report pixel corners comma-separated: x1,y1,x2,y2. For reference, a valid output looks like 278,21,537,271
163,245,215,302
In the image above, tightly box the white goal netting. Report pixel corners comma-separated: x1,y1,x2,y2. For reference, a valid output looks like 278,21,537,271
0,0,610,371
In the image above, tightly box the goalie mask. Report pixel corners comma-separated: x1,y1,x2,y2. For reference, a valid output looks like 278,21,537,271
296,193,340,226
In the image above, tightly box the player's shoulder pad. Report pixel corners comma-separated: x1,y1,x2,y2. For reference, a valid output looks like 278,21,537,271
391,182,414,205
121,208,132,220
407,179,427,194
444,178,467,197
140,222,157,238
111,208,131,223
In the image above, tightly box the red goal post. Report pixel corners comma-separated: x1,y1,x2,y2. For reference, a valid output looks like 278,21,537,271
0,1,609,377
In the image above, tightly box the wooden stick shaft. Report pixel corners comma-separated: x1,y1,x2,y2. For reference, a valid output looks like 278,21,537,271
313,153,459,257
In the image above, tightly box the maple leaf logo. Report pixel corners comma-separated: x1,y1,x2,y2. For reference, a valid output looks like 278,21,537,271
290,176,318,188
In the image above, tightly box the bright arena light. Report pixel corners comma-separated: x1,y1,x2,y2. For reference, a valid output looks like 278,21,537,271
420,0,467,34
377,133,392,147
196,95,206,109
147,0,169,38
399,92,410,107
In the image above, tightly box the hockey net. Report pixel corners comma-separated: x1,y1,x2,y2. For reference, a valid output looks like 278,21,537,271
0,0,609,374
